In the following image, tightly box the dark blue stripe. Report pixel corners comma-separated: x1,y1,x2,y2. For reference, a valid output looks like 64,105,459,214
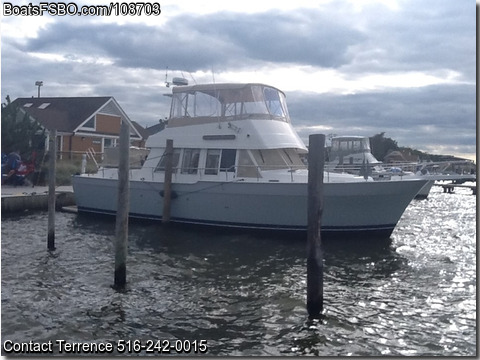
77,206,395,236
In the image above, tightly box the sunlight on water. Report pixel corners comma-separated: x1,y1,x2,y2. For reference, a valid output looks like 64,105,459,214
1,186,476,356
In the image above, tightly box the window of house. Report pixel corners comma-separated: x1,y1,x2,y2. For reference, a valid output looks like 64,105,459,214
104,138,117,148
83,117,95,129
23,103,33,108
38,103,51,109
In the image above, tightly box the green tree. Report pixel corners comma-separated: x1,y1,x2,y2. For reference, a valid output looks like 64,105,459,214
1,95,46,163
369,132,399,161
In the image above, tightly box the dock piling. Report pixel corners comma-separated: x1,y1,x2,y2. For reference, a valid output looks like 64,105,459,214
81,154,87,174
162,139,174,224
114,121,130,289
47,129,56,251
306,134,325,319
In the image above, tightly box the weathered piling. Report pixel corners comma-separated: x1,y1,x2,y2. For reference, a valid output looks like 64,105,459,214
162,139,174,224
47,129,56,251
114,121,130,289
81,153,87,174
306,134,325,318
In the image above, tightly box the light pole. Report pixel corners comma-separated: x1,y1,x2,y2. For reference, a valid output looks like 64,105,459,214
35,81,43,98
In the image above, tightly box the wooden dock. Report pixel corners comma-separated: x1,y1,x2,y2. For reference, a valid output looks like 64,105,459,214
1,185,76,213
436,183,476,195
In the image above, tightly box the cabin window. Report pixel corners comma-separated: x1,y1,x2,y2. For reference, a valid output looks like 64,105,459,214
251,149,287,170
220,149,236,172
205,149,221,175
237,150,260,178
264,87,288,119
281,149,306,168
155,148,180,172
169,85,290,123
171,91,221,119
191,92,221,117
181,148,201,174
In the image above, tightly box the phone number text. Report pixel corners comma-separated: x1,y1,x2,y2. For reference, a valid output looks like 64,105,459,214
116,340,208,354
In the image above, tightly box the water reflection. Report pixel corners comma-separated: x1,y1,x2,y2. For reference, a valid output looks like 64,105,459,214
1,187,476,356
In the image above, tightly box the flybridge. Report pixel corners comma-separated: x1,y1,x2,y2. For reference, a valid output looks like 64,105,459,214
168,83,291,127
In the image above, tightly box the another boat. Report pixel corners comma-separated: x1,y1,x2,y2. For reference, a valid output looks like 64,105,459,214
72,82,428,237
325,135,474,199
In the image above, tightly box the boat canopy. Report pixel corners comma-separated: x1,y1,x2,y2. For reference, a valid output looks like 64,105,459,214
168,83,290,127
331,136,371,153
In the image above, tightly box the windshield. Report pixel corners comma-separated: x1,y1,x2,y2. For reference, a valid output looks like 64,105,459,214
169,84,290,124
332,138,371,153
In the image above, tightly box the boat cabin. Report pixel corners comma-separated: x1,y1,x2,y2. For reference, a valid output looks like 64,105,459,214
328,136,379,166
144,83,307,182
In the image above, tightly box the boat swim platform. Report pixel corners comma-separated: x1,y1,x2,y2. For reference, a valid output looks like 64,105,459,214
1,185,76,213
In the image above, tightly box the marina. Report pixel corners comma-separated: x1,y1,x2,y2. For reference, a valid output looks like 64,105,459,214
1,1,475,356
1,185,476,356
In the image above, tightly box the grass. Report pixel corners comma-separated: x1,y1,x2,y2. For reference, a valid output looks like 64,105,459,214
36,158,98,186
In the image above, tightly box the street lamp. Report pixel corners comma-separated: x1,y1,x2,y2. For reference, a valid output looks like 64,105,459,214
35,81,43,98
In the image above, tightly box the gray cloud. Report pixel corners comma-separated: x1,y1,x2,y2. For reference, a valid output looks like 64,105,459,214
288,83,476,155
342,0,475,79
1,1,476,159
17,8,364,72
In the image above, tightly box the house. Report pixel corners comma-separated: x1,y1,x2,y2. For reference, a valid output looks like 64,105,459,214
11,96,146,160
384,149,419,164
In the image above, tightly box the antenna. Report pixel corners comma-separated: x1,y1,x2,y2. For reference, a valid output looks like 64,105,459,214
165,66,170,87
189,72,196,85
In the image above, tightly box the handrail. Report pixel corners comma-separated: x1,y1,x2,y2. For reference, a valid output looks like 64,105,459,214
96,162,470,183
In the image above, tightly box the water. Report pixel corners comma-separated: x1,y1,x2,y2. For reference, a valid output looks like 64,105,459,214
1,186,476,356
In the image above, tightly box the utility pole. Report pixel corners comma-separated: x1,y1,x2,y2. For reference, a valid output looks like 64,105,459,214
35,81,43,98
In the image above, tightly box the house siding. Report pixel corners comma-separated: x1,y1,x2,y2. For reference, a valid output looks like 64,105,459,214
95,114,121,135
11,97,147,163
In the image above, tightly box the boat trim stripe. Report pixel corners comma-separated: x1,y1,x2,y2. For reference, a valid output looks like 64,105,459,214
76,206,396,234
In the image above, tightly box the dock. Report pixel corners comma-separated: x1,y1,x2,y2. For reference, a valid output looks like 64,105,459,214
435,182,476,195
1,185,76,213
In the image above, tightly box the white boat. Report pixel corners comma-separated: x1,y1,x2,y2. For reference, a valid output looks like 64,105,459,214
72,82,428,237
325,135,474,199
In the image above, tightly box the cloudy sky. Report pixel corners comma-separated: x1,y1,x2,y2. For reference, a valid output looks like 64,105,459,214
1,0,476,161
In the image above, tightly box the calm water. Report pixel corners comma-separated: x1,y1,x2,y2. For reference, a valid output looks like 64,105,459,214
1,186,476,356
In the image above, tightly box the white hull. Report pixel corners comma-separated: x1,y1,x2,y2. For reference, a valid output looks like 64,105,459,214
72,175,428,237
72,83,431,238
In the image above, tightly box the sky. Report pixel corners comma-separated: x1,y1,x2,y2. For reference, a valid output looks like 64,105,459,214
1,0,477,161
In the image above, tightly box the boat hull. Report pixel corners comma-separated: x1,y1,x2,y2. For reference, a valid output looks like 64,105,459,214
72,175,428,238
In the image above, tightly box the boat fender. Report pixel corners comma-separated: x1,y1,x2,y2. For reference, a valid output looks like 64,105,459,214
159,190,178,199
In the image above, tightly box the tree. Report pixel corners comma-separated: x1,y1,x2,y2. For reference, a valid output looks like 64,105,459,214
1,95,46,164
369,132,399,161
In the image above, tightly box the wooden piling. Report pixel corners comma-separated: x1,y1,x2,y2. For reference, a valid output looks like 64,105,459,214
162,139,174,224
81,153,87,174
114,121,130,289
47,129,56,251
306,134,325,318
